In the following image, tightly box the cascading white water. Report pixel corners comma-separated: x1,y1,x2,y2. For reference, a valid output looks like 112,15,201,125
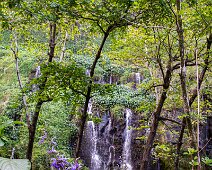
145,121,150,138
32,66,41,92
107,145,115,168
122,108,133,170
105,118,112,144
86,69,90,76
109,75,112,84
87,102,92,115
87,102,102,169
35,66,41,78
89,122,101,169
135,72,141,84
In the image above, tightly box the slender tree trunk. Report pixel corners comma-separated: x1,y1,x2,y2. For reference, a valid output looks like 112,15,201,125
174,1,196,169
196,44,201,169
177,0,195,145
140,57,172,170
60,31,68,62
11,31,31,126
75,26,113,157
175,33,212,169
26,23,57,161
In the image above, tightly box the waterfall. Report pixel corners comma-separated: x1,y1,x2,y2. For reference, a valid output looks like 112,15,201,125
135,72,140,84
107,145,115,168
89,121,101,169
145,121,150,138
105,118,112,144
87,102,92,115
122,108,133,170
109,75,112,84
86,69,90,76
87,102,102,169
35,66,41,78
32,65,41,92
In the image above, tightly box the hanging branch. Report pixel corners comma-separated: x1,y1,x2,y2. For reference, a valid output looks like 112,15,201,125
160,120,174,133
198,138,211,153
159,117,182,125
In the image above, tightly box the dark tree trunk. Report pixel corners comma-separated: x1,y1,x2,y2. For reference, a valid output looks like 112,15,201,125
140,57,172,170
26,100,43,161
26,23,56,161
75,26,113,157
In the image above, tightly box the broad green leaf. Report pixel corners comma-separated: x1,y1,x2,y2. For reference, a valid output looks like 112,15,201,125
0,157,31,170
0,138,4,146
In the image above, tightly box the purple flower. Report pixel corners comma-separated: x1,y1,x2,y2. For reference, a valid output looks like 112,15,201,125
51,138,57,146
70,159,80,170
71,163,79,170
39,131,47,145
50,155,70,170
47,146,57,154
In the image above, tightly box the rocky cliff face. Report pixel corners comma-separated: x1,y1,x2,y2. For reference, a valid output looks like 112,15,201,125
80,106,147,170
79,72,145,169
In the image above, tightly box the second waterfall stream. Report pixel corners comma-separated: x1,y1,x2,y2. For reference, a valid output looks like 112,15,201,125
122,108,133,170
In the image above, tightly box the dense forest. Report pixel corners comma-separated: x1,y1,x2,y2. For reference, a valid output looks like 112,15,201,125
0,0,211,170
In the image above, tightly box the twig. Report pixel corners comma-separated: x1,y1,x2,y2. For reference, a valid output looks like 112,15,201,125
159,116,182,125
199,138,211,153
144,84,164,95
161,120,174,133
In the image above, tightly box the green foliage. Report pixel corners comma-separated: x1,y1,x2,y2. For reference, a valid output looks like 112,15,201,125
202,157,212,167
183,148,197,156
189,156,199,167
0,119,24,147
153,143,175,169
90,116,102,124
94,85,147,109
0,0,211,169
136,136,147,141
110,105,124,118
25,61,88,103
0,110,27,159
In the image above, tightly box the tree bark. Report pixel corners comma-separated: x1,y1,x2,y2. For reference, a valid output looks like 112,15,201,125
174,1,196,169
26,100,43,161
75,26,113,157
175,33,212,170
140,57,172,170
26,23,56,161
